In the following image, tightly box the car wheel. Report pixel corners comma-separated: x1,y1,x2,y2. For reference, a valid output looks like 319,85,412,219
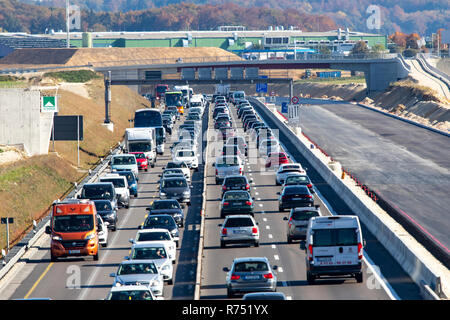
93,252,99,261
125,204,130,209
220,240,226,248
145,168,148,172
168,279,173,285
227,287,234,298
172,259,176,265
356,272,363,283
134,194,138,198
112,225,117,232
50,253,58,262
176,241,179,248
276,181,281,186
215,179,220,185
254,241,259,247
307,271,315,285
102,242,107,248
278,206,283,212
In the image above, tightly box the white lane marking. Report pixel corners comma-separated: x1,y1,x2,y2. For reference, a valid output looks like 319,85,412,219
255,192,259,195
259,204,263,207
278,267,283,273
263,218,267,222
266,225,270,230
271,244,276,249
268,234,273,239
274,255,279,260
287,296,292,300
257,198,261,201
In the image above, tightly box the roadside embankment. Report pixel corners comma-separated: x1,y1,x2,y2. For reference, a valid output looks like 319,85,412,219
0,71,151,255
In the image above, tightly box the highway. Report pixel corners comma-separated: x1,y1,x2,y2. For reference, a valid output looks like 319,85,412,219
0,94,425,300
284,101,450,254
199,98,422,300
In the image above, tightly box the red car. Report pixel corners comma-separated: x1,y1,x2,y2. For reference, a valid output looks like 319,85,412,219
265,152,289,168
130,152,148,171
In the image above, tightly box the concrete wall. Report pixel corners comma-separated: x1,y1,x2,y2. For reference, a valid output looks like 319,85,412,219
0,88,53,156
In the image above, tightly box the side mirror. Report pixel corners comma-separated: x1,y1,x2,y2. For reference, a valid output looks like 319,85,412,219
212,163,215,167
45,226,52,235
272,265,278,270
146,207,151,211
77,194,81,199
277,192,280,195
104,222,110,226
218,224,223,227
190,185,193,189
283,217,288,221
223,267,230,272
124,256,130,260
129,238,135,244
109,273,116,277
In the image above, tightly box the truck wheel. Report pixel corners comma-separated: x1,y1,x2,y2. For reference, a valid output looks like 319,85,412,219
356,272,363,283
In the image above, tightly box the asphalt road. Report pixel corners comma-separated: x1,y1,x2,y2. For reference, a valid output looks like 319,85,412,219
199,99,422,300
290,101,450,254
0,108,208,300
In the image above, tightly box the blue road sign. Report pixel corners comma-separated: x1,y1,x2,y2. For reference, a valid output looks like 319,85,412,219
281,102,288,113
256,75,268,93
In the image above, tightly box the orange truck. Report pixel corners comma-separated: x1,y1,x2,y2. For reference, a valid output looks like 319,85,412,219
45,199,100,262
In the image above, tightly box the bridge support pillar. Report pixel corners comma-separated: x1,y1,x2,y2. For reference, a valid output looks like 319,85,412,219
365,62,400,93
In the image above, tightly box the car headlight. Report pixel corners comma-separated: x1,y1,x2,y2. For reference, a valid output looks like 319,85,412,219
85,233,96,240
183,191,190,195
162,265,170,271
150,279,161,287
160,192,167,196
52,235,62,241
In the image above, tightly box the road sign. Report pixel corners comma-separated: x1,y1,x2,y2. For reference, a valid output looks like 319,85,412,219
50,115,83,141
41,96,58,112
256,82,267,93
291,96,299,104
1,218,14,224
288,104,300,124
281,102,288,113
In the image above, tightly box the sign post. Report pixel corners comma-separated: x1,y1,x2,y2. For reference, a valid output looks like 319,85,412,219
1,217,14,253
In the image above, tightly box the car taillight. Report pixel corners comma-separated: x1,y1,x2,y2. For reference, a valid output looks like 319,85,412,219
245,184,250,190
288,217,293,227
215,169,218,175
230,274,240,280
223,202,229,206
245,201,252,206
307,184,312,188
263,273,273,279
358,242,363,260
252,227,258,234
305,195,312,198
222,228,227,235
282,195,288,200
222,186,227,191
308,244,313,261
239,168,242,174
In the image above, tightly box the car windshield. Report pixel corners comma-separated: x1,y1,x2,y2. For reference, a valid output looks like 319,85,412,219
132,153,146,159
53,215,94,232
132,247,167,260
137,232,171,242
216,157,239,167
94,201,112,211
144,216,176,229
234,262,269,272
153,201,180,210
224,217,254,228
177,151,195,157
108,290,154,300
82,185,113,200
292,210,319,221
165,93,183,106
313,228,358,246
224,192,250,200
285,176,309,184
117,263,158,275
101,178,125,188
162,179,187,188
112,156,136,165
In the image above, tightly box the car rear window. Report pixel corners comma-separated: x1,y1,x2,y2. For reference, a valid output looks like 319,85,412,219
313,228,358,246
101,178,126,188
285,176,309,184
224,192,250,200
137,232,171,242
162,179,187,188
216,157,239,167
132,247,167,260
292,210,319,221
234,262,269,272
225,177,246,185
152,201,180,209
224,217,254,227
283,186,309,194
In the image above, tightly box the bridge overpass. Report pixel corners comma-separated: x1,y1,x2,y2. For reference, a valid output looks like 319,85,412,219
93,53,410,93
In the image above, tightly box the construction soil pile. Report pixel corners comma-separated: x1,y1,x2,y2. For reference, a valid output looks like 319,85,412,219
0,47,241,69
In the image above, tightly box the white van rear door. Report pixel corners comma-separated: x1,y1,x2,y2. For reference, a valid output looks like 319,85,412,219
334,228,359,266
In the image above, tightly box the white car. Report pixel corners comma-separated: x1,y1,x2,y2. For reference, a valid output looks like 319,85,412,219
125,242,174,285
214,155,244,185
99,174,130,208
259,139,280,158
172,149,198,171
109,260,165,296
106,284,164,300
275,163,306,185
129,229,177,264
97,215,109,247
220,215,259,247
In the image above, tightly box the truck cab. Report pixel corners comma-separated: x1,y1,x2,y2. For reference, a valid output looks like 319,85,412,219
45,199,100,261
165,91,185,115
124,128,156,168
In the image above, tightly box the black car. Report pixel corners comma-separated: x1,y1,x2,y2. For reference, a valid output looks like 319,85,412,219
220,191,255,218
238,107,253,118
93,200,117,231
141,214,180,247
278,185,314,211
221,175,252,198
213,107,227,119
146,199,184,228
215,116,232,129
244,118,259,131
283,174,315,194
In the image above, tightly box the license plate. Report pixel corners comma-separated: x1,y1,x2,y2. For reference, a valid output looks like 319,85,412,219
69,250,80,254
233,230,246,234
316,257,332,264
233,202,242,206
231,187,240,189
245,275,260,280
293,198,304,200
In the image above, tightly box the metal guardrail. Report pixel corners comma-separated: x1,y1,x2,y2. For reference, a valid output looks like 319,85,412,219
0,64,93,76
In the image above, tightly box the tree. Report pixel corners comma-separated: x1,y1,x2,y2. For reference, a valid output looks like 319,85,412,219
351,41,369,55
371,43,385,52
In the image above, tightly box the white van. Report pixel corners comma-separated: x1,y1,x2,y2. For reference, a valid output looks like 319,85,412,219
305,215,365,284
99,174,130,209
232,91,245,105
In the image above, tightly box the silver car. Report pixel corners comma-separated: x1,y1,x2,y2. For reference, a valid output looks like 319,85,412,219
109,260,164,296
223,257,278,298
219,215,259,248
284,206,321,243
214,155,244,185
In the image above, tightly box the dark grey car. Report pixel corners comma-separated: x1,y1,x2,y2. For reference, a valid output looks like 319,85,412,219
147,199,185,228
93,200,117,231
159,177,192,205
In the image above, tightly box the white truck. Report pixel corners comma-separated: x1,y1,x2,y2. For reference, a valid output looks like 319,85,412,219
215,84,230,96
174,85,193,107
124,128,157,168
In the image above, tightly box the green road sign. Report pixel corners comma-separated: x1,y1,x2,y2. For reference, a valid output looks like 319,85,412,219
41,96,58,112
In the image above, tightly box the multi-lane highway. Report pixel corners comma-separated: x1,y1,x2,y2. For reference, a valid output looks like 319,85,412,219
0,92,426,300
